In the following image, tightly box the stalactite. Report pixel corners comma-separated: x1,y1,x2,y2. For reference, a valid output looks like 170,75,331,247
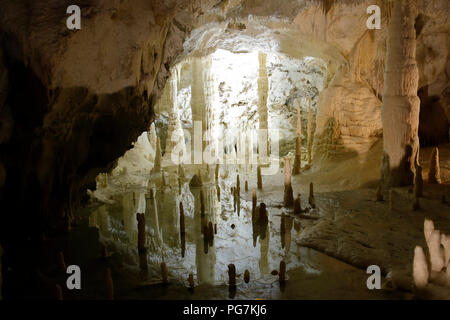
293,99,302,175
307,98,313,165
381,0,420,187
284,159,294,207
428,147,441,184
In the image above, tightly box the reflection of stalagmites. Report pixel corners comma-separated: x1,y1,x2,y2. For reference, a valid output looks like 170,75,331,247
200,189,205,216
208,221,214,246
161,170,166,189
216,185,220,201
279,261,286,283
228,264,236,287
414,166,423,197
252,189,257,217
294,194,302,214
245,181,248,192
236,174,240,193
161,262,169,284
214,223,217,235
413,246,429,290
178,176,182,194
189,174,203,188
136,213,146,252
258,203,268,240
244,270,250,283
57,251,66,272
429,230,445,272
215,164,219,181
105,268,114,300
280,212,286,249
152,137,162,174
376,186,383,201
428,147,441,184
188,273,195,290
257,165,262,189
180,202,185,259
308,182,315,209
178,164,185,178
284,159,294,207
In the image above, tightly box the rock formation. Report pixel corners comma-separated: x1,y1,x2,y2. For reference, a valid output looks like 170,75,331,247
284,159,294,207
428,147,441,184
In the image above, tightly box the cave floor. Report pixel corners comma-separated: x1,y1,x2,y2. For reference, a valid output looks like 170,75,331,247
76,144,450,300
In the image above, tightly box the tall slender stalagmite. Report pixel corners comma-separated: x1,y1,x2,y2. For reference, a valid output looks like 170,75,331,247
293,99,302,175
284,159,294,207
257,52,269,159
152,136,162,174
428,147,441,184
307,98,313,165
257,165,262,189
381,0,420,187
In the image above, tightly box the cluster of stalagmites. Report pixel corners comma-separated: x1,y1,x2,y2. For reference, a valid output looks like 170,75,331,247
413,219,450,291
376,147,442,211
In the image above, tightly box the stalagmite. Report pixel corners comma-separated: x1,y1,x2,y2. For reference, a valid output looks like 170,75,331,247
228,264,236,287
294,194,302,214
257,165,262,189
293,99,302,175
376,186,383,201
413,246,429,290
208,221,214,246
308,182,315,209
236,174,240,191
279,260,286,283
414,165,423,197
188,273,195,290
214,223,217,235
284,159,294,207
152,137,162,174
381,0,420,187
424,219,434,243
105,267,114,300
307,98,313,165
215,164,219,181
441,234,450,267
161,170,166,188
178,164,185,178
161,262,169,284
245,181,248,192
257,52,269,158
137,213,146,252
428,147,441,184
429,230,445,272
216,185,220,201
189,174,203,188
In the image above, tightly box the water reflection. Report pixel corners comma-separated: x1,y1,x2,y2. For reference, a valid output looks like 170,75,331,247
88,166,305,289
